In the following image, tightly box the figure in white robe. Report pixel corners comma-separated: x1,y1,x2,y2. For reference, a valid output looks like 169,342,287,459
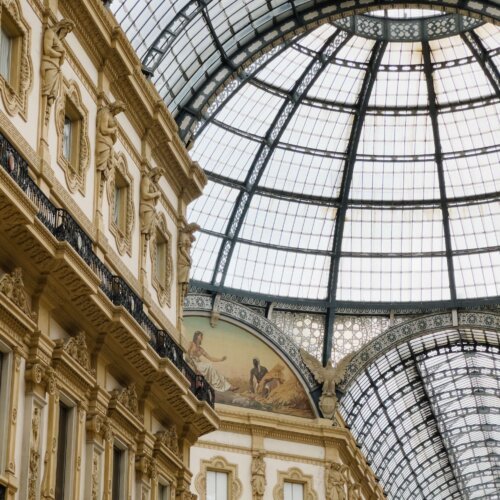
187,331,236,392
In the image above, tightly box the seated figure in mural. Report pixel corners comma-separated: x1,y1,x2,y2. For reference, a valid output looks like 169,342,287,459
187,331,237,392
249,358,268,393
257,363,285,398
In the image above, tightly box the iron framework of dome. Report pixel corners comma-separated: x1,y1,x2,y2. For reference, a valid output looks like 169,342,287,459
109,2,500,500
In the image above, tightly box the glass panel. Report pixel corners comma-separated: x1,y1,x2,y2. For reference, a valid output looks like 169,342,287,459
63,117,72,161
190,233,222,283
337,256,450,302
188,181,240,234
0,27,11,82
284,482,304,500
206,471,227,500
225,243,329,299
114,186,122,227
454,252,500,298
158,483,169,500
239,195,335,252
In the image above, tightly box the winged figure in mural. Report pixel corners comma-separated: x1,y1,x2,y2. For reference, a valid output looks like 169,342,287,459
300,349,355,419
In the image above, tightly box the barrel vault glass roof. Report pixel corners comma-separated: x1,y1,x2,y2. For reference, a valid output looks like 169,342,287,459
340,327,500,499
111,0,500,310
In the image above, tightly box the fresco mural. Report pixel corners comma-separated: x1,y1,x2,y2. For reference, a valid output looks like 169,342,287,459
184,316,315,418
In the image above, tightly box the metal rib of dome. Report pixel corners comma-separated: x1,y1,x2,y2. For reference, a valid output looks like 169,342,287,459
339,321,500,500
177,25,499,312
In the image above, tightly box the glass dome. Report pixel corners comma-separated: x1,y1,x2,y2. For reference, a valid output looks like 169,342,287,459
184,23,500,307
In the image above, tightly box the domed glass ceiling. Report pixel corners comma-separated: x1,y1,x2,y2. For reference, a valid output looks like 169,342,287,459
111,1,500,309
184,23,500,306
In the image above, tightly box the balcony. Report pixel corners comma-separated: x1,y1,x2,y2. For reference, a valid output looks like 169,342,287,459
0,130,214,408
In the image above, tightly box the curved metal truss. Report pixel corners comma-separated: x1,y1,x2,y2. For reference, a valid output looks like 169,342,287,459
338,312,500,499
111,0,500,142
332,12,484,43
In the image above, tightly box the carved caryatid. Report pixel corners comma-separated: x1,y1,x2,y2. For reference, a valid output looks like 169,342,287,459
95,100,126,207
63,331,94,375
112,383,140,419
0,267,36,319
28,407,41,500
178,223,200,301
139,167,162,240
325,462,348,500
41,19,74,124
348,482,362,500
300,349,355,419
251,452,266,500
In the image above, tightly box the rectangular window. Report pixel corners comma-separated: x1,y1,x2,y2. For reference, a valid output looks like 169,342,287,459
113,172,127,233
206,470,228,500
112,446,124,500
63,116,72,161
55,403,70,500
0,27,11,82
284,482,304,500
158,482,170,500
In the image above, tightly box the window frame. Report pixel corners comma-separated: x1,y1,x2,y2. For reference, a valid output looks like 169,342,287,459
55,80,90,195
194,456,242,500
107,152,135,256
54,395,77,500
150,213,173,307
0,344,12,473
273,468,317,500
0,0,33,118
111,441,128,500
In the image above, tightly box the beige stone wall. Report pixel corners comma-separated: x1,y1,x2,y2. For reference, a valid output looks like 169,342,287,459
0,0,207,335
0,1,216,499
190,407,385,500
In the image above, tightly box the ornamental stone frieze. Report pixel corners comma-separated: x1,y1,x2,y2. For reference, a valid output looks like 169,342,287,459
0,267,36,320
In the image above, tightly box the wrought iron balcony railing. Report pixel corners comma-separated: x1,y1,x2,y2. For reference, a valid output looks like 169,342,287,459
0,130,215,408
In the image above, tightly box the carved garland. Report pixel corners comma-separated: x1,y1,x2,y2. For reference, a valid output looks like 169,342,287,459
0,0,33,119
55,80,90,195
149,213,173,307
194,456,242,500
107,152,134,256
273,467,318,500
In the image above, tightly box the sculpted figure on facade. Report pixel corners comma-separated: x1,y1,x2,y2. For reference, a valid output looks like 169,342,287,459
348,482,362,500
178,223,200,300
63,331,94,374
0,267,35,319
96,101,126,195
28,407,41,500
251,451,266,499
300,349,355,419
41,19,74,123
325,462,347,500
112,383,140,418
140,167,162,239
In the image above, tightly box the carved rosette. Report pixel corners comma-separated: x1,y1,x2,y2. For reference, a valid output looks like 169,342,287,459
149,213,173,307
0,0,33,118
107,152,135,256
55,80,90,194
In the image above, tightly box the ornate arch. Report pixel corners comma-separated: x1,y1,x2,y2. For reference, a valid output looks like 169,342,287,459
184,294,317,389
338,310,500,391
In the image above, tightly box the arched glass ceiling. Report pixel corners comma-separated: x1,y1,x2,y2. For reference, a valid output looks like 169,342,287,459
180,24,500,308
340,326,500,499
